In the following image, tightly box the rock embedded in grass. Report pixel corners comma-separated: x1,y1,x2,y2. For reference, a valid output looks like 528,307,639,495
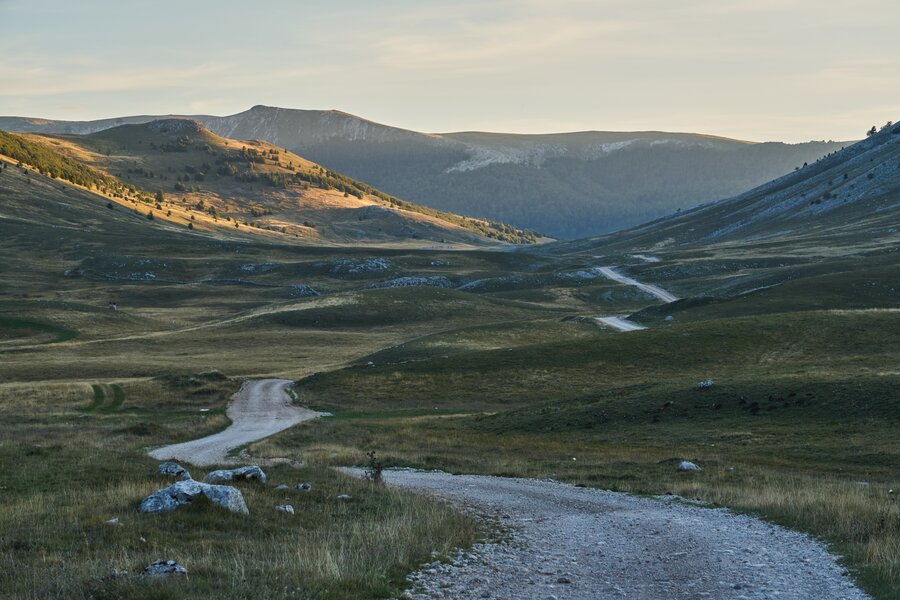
203,465,267,486
276,504,294,515
295,482,312,491
143,559,187,576
157,461,191,481
677,460,702,471
139,480,249,514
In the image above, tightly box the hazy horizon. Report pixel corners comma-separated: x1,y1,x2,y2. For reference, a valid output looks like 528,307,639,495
2,0,898,143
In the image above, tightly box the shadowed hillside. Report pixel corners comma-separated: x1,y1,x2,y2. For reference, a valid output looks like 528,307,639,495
0,106,849,238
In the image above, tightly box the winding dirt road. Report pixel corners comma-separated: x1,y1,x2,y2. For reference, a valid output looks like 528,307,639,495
349,470,869,600
594,266,676,331
596,266,679,303
148,378,324,466
594,315,647,332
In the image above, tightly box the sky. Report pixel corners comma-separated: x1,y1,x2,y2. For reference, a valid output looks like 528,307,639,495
1,0,898,142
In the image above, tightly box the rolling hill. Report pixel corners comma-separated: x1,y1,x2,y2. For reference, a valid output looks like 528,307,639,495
555,120,900,257
1,121,536,245
0,106,849,239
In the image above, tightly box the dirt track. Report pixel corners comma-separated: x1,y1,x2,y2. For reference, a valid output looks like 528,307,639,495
346,469,869,600
148,378,323,466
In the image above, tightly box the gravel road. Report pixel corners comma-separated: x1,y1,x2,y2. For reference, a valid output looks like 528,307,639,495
148,379,323,466
594,316,647,332
596,266,679,303
345,469,869,600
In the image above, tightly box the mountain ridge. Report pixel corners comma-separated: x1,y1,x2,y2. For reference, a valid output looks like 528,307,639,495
0,106,851,238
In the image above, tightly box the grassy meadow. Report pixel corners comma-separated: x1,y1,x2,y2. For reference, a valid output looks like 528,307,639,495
1,156,899,598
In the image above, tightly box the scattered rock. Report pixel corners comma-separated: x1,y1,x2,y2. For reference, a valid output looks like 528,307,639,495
290,284,321,297
105,517,121,526
336,494,352,500
275,484,290,491
143,559,187,576
139,480,249,514
296,483,312,492
276,504,295,515
370,276,453,289
203,465,267,486
697,378,714,390
557,576,572,584
678,461,702,472
157,461,192,481
664,315,674,322
330,257,391,275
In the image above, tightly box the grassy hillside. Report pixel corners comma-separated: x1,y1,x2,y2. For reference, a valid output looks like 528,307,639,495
1,119,899,598
0,106,849,238
12,121,537,245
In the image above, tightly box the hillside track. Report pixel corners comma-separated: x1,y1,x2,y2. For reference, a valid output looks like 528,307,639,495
149,379,324,466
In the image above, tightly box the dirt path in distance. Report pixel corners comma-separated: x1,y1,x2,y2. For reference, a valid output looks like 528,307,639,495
149,378,324,466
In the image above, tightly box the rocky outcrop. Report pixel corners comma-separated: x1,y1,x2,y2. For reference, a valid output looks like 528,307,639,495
203,465,267,486
139,480,249,514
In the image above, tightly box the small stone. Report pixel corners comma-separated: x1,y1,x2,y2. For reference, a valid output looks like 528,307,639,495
276,504,294,515
557,576,572,584
296,482,312,491
105,517,121,526
143,559,187,576
157,461,191,481
677,460,701,471
337,494,352,500
275,484,290,491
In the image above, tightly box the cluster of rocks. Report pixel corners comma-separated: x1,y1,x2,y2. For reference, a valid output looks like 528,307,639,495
239,263,277,273
290,284,321,297
140,464,269,515
330,257,391,274
370,276,453,289
204,465,267,486
139,479,250,514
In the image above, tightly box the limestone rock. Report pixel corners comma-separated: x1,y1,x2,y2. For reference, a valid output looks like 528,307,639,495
203,465,267,486
139,480,249,514
143,559,187,576
157,461,191,481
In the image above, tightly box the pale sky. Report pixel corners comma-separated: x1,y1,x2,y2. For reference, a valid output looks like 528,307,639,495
1,0,898,142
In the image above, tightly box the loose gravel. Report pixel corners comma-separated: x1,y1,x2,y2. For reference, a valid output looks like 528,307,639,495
343,469,870,600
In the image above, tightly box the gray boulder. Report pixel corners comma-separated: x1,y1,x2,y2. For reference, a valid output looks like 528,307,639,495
143,559,187,576
139,480,249,514
276,504,295,515
203,465,267,486
677,460,702,472
157,461,191,481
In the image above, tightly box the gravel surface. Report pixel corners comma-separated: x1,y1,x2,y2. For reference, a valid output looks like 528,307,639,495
343,469,869,600
595,265,679,303
149,379,324,466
